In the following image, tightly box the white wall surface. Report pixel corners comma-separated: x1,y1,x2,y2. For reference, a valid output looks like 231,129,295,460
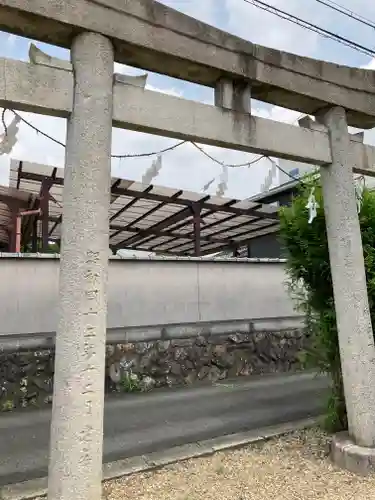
0,255,298,335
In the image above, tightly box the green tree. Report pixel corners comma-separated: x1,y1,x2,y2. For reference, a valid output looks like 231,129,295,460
279,177,375,432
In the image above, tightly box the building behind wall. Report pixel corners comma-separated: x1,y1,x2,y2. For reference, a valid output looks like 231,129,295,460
243,178,299,259
220,159,304,259
224,158,375,259
277,159,317,186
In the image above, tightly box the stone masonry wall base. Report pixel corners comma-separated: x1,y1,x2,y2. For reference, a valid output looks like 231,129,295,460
0,328,307,411
331,432,375,475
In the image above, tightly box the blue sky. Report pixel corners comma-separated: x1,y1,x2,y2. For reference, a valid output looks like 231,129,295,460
1,0,375,198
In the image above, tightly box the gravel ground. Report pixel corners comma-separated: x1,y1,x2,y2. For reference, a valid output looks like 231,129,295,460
103,429,375,500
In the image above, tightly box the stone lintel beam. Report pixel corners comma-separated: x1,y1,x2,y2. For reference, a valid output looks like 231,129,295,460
298,115,373,176
0,57,328,166
350,132,364,143
0,57,72,118
0,0,375,127
114,73,148,89
2,57,375,176
113,84,330,164
299,115,365,143
29,43,72,72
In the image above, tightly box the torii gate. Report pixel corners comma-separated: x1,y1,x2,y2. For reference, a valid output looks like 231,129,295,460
1,0,375,497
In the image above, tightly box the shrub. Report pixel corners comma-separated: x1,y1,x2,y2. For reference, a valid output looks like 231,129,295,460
1,399,14,412
120,371,142,393
279,176,375,432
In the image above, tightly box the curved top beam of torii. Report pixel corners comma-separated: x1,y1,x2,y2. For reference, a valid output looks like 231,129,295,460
0,0,374,128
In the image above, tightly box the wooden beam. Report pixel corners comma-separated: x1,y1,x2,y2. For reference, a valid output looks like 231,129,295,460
116,206,193,249
18,171,278,220
113,186,278,220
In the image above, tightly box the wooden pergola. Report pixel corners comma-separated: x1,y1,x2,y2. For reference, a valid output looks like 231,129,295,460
2,159,280,256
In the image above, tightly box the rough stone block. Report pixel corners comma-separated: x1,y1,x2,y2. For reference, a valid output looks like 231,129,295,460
331,432,375,475
0,327,306,410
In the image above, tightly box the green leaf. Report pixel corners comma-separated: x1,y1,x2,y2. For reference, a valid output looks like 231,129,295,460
279,176,375,432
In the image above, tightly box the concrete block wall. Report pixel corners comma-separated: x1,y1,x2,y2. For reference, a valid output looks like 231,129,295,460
0,254,298,337
0,255,306,410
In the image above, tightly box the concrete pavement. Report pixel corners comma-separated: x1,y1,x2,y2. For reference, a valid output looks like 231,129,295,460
0,372,328,486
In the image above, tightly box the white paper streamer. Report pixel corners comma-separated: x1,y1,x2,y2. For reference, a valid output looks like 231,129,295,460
354,176,365,214
260,158,277,192
216,165,229,197
0,115,20,155
141,155,162,185
306,187,319,224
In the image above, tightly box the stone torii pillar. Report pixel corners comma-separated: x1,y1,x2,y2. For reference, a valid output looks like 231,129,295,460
317,107,375,471
48,32,114,500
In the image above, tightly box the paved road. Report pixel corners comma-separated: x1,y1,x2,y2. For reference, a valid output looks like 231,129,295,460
0,372,328,486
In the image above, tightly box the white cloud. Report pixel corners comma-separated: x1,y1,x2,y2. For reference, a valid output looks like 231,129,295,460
146,84,183,98
158,0,217,24
224,0,319,56
254,103,302,124
158,0,320,57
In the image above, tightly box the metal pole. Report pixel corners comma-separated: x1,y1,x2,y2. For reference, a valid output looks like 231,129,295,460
9,206,17,252
48,32,114,500
32,217,38,252
40,179,52,252
318,106,375,447
15,209,41,252
15,213,21,252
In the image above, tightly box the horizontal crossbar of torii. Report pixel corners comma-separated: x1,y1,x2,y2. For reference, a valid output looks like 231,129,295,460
0,0,375,128
1,56,375,176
